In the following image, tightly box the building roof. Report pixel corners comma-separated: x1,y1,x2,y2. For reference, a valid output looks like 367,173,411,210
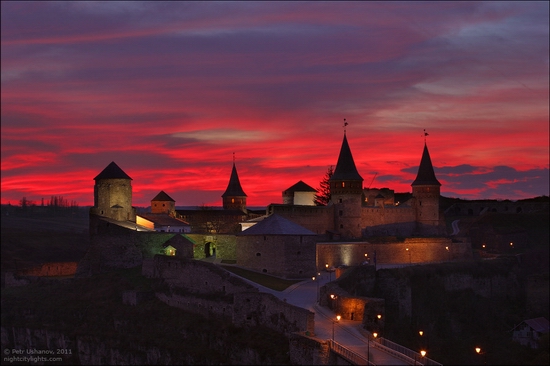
94,161,132,180
222,163,247,197
96,216,153,231
524,317,550,333
152,190,175,202
330,133,363,182
238,214,317,236
411,143,441,186
162,234,195,248
284,180,317,193
139,214,190,227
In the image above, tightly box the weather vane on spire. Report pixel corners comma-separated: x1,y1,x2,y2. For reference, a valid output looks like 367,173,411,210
423,129,429,143
343,118,348,133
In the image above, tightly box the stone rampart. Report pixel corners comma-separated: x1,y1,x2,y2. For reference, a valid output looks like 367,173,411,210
289,332,330,365
144,255,259,295
317,237,471,270
155,292,233,320
233,292,315,335
268,205,334,235
17,262,78,277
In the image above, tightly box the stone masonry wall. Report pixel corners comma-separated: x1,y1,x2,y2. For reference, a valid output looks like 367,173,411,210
317,238,471,270
233,292,315,335
18,262,78,277
144,255,259,295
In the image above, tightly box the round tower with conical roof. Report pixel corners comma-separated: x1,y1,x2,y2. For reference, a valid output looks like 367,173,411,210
329,132,364,238
91,161,135,222
222,162,247,211
411,143,442,234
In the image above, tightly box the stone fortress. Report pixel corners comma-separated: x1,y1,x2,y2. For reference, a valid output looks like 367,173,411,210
88,130,473,279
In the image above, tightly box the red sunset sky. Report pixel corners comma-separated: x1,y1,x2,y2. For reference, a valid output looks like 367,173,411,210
1,1,548,208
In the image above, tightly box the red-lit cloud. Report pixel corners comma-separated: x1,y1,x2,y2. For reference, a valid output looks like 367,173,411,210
1,2,548,208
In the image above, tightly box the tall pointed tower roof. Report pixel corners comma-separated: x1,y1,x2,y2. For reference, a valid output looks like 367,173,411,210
152,190,175,202
94,161,132,180
330,133,363,181
222,163,247,197
412,143,441,186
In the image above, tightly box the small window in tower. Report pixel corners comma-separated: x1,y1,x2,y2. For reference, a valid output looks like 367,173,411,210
339,210,343,216
162,203,165,207
340,224,344,229
232,198,235,203
342,182,345,188
427,187,430,192
339,199,342,203
256,253,261,256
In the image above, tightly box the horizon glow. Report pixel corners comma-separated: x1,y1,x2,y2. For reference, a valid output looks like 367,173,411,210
1,1,548,207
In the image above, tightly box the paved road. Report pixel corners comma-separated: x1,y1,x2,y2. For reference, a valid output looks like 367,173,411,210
230,267,409,365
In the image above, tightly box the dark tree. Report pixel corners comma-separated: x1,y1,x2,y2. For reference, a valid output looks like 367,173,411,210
314,165,333,206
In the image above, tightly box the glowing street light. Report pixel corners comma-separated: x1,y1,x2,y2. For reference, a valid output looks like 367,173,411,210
326,263,333,281
475,347,487,365
406,247,411,264
312,276,319,302
332,315,341,341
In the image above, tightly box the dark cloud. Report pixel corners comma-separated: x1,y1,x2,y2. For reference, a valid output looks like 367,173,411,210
1,1,548,206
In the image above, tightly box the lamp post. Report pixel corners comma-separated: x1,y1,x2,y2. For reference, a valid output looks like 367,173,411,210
326,263,332,281
312,276,319,302
420,350,427,365
330,294,337,310
406,247,411,264
475,347,487,365
332,315,341,341
367,331,377,363
445,246,451,261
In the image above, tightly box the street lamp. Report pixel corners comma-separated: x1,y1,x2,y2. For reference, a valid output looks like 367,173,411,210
445,246,451,261
312,276,319,302
475,347,487,365
326,263,332,281
406,247,411,264
332,315,341,341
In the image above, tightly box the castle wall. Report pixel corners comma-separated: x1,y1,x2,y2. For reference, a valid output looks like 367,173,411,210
267,205,333,235
185,234,236,260
361,206,417,236
316,238,472,271
233,292,315,335
17,262,78,277
145,255,259,295
289,333,330,366
156,292,233,319
236,234,318,279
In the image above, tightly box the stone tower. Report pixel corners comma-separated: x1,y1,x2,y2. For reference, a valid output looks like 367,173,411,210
151,190,176,215
411,143,441,234
222,162,247,211
329,132,364,238
91,161,135,222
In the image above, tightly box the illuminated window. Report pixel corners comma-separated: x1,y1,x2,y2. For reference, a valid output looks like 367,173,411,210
232,198,235,203
342,182,345,188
